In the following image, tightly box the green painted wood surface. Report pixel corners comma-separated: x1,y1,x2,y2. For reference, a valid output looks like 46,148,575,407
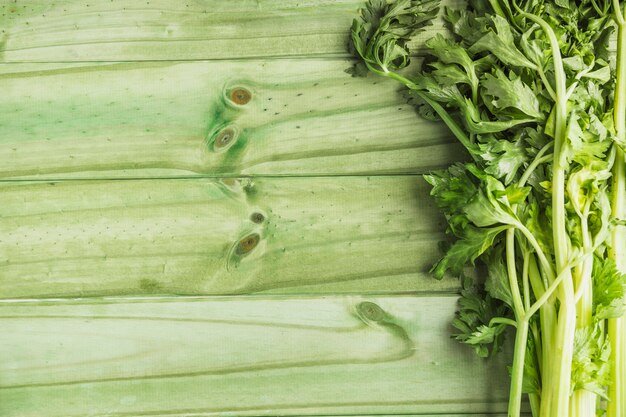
0,0,520,415
0,0,464,62
0,295,515,416
0,60,464,179
0,176,460,298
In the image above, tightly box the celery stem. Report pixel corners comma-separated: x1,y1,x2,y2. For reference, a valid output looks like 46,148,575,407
509,319,529,417
521,11,576,417
608,14,626,417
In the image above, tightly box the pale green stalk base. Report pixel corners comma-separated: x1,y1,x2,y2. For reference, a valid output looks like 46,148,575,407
543,302,576,417
608,7,626,416
571,217,596,416
570,391,596,417
507,228,528,417
529,393,540,417
607,317,625,417
509,320,529,417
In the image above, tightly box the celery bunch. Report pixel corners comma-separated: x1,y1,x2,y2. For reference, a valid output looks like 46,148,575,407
349,1,626,416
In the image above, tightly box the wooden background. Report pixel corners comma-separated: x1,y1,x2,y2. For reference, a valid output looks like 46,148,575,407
0,1,521,416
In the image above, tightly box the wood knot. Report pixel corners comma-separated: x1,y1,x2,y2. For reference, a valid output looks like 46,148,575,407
236,233,260,255
250,212,265,224
357,301,385,323
229,87,252,105
213,126,238,151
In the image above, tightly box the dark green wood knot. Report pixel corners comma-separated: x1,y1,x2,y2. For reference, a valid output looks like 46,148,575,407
357,301,385,323
250,212,265,224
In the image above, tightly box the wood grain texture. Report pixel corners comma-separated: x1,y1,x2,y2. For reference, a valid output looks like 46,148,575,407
0,59,464,179
0,2,524,415
0,295,515,416
0,0,463,62
0,176,460,298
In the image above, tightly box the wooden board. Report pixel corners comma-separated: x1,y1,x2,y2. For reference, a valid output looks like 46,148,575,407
0,176,460,299
0,295,515,416
0,1,526,415
0,0,464,62
0,60,464,179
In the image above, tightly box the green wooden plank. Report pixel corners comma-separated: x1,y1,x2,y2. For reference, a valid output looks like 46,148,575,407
0,59,464,179
0,0,464,62
0,176,460,298
0,295,515,416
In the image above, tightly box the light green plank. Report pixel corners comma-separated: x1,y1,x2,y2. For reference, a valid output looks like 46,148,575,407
0,295,516,416
0,59,464,179
0,0,463,62
0,176,460,298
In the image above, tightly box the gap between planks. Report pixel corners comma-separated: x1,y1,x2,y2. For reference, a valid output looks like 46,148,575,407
0,173,429,182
